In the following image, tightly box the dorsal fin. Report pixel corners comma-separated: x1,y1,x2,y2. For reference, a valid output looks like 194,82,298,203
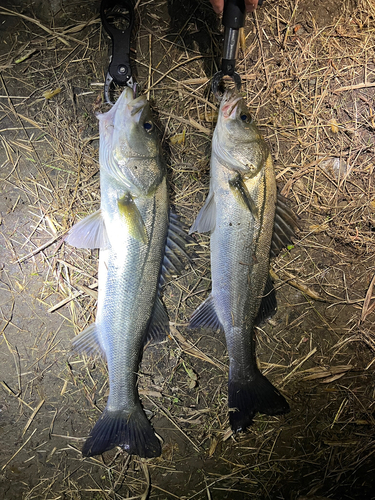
144,211,196,345
159,211,196,286
255,274,277,325
271,192,299,257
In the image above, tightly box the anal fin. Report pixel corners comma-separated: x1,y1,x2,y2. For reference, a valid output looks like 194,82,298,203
144,296,169,344
189,294,222,331
72,324,106,360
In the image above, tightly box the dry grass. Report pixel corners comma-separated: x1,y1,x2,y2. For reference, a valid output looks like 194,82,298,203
0,0,374,499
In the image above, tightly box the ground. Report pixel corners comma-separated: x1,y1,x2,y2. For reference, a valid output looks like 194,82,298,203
0,0,374,499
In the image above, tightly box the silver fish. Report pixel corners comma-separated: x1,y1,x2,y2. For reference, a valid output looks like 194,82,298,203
190,91,295,432
66,88,190,457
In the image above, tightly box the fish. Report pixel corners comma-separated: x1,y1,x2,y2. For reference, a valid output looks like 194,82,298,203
189,91,297,432
66,87,191,458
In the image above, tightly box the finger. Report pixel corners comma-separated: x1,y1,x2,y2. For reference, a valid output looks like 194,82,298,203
246,0,259,13
210,0,224,15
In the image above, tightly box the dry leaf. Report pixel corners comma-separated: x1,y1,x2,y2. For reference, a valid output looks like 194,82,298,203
170,129,186,145
328,118,339,133
198,110,218,123
309,222,329,233
320,372,348,383
302,365,352,381
43,88,62,99
208,436,220,457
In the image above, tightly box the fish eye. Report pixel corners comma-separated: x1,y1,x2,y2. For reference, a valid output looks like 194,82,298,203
143,121,153,132
240,113,250,123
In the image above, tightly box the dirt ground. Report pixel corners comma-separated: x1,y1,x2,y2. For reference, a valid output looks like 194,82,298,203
0,0,374,499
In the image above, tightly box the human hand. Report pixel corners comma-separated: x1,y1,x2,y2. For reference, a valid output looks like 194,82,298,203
209,0,259,15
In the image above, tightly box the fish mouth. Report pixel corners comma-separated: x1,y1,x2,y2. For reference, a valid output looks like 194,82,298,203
115,87,148,115
220,92,242,119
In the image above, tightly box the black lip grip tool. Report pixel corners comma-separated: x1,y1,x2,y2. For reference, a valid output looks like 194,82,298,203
212,0,246,98
100,0,136,104
211,0,264,98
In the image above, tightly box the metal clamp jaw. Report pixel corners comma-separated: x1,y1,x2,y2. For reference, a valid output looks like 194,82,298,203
212,0,245,98
100,0,136,104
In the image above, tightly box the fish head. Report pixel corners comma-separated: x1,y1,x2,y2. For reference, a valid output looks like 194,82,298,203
98,87,164,195
213,91,269,178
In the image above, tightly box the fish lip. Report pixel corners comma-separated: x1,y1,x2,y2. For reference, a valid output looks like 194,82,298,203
220,92,242,119
115,88,148,115
130,99,147,116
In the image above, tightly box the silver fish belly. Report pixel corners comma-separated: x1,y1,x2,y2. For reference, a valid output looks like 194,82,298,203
190,91,293,432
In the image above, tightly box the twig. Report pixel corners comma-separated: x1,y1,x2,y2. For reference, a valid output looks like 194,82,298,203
334,82,375,93
170,326,225,370
14,231,68,264
22,400,45,437
140,460,151,500
146,395,200,453
360,274,375,323
144,55,206,92
2,429,37,470
281,347,317,384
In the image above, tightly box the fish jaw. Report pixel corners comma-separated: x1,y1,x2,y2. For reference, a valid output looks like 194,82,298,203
220,93,243,119
98,88,164,196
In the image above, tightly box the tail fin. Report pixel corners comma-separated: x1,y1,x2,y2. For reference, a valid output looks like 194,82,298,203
82,406,161,458
228,371,290,432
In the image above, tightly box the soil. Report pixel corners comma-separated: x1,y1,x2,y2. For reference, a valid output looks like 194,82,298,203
0,0,374,499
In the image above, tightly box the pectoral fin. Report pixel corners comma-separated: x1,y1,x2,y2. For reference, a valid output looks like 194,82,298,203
66,209,109,249
229,175,258,219
118,193,148,244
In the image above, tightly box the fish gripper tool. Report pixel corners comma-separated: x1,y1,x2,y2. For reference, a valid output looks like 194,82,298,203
212,0,264,98
100,0,136,104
